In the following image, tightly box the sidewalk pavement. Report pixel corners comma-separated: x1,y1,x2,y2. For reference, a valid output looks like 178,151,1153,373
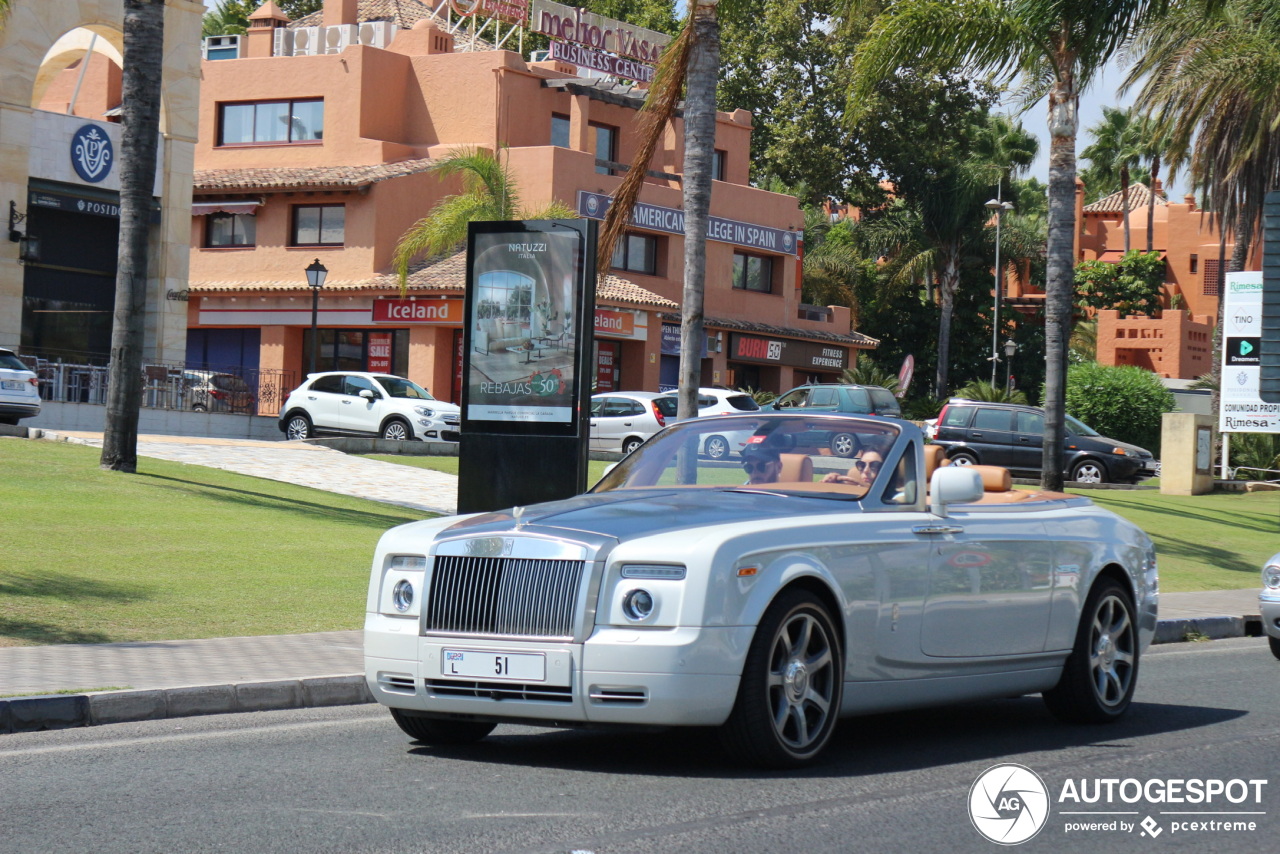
0,432,1268,734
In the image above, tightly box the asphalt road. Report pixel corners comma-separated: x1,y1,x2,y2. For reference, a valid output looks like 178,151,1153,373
2,637,1277,854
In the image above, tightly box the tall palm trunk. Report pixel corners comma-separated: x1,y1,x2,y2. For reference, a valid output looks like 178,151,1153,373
1146,155,1160,253
934,248,960,394
1119,166,1131,253
101,0,165,472
1041,71,1079,492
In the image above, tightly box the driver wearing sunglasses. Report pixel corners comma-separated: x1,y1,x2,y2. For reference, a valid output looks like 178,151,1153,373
740,445,782,485
821,448,885,487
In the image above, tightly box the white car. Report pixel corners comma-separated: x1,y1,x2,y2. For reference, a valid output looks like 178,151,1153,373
589,392,676,454
278,372,459,442
0,348,40,425
658,387,761,460
363,412,1157,767
1261,552,1280,660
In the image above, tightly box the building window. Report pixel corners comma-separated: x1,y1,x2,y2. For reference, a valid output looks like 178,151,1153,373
1189,254,1198,273
551,113,570,148
591,122,617,174
713,149,726,181
205,212,256,247
611,233,659,275
1203,258,1222,296
292,204,345,246
218,99,323,145
732,252,774,293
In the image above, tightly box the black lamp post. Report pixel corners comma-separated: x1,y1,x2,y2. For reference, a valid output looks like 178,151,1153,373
306,258,328,375
1003,338,1018,394
985,197,1015,386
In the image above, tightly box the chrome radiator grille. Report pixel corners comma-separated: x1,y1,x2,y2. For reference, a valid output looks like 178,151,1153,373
424,556,585,639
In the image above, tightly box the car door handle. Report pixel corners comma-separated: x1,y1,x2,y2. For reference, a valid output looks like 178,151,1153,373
341,399,352,405
913,525,964,535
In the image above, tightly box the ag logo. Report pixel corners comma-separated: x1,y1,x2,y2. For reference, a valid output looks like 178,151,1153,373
968,763,1050,845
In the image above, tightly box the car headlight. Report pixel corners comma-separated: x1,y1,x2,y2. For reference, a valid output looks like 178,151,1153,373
1264,563,1280,590
392,579,415,612
1112,447,1133,456
620,564,686,580
413,405,435,417
621,588,655,621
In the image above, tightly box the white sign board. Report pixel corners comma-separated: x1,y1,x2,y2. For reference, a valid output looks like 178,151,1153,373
1219,271,1280,432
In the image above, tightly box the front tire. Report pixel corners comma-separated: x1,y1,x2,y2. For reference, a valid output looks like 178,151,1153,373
381,418,412,441
704,435,730,460
829,432,856,458
1070,459,1108,484
284,413,312,440
1043,578,1138,723
720,589,843,768
1269,636,1280,661
390,709,496,744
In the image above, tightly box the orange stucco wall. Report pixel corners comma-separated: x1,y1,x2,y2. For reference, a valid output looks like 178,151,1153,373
1095,308,1214,379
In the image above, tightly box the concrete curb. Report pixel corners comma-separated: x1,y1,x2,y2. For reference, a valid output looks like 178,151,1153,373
0,674,372,734
0,617,1262,734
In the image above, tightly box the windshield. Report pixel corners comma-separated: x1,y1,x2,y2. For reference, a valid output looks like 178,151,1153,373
592,414,903,501
1065,414,1100,437
375,376,435,400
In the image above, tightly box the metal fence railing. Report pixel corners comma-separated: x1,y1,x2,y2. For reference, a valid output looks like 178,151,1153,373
16,355,296,418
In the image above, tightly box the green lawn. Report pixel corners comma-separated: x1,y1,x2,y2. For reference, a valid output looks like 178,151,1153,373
0,439,424,646
1067,487,1279,592
2,440,1274,649
363,454,614,488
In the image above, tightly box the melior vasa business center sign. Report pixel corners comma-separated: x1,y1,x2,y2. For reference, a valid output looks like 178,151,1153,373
730,333,849,371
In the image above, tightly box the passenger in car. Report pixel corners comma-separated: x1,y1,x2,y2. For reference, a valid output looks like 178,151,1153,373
741,445,783,485
821,446,885,487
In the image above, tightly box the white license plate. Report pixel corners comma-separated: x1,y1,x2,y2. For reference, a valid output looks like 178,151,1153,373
441,648,545,682
1,380,24,390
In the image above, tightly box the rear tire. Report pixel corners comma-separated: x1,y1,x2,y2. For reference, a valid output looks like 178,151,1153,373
704,435,730,460
622,436,643,455
719,589,843,768
949,450,978,466
284,413,312,440
1043,578,1138,723
1269,636,1280,661
389,709,496,744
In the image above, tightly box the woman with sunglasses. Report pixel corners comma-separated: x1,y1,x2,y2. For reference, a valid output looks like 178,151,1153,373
820,447,885,487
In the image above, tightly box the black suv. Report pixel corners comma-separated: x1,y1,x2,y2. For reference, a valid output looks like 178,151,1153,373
931,399,1156,484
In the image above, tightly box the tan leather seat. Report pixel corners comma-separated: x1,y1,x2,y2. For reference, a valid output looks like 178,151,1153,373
969,464,1012,492
923,443,950,479
778,453,814,483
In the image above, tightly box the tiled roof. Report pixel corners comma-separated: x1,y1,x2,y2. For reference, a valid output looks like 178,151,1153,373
662,312,879,348
193,158,436,192
190,248,679,310
1083,182,1167,213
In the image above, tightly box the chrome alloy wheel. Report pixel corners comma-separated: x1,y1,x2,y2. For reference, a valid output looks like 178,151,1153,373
766,611,837,752
1088,594,1136,709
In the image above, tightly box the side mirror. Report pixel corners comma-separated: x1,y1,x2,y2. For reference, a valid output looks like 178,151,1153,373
929,466,983,517
359,389,376,400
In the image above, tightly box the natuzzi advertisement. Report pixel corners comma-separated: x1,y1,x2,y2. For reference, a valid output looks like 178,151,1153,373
461,221,592,432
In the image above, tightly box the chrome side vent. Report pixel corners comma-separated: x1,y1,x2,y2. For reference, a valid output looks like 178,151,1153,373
377,672,417,694
425,555,585,639
588,686,648,705
425,679,573,703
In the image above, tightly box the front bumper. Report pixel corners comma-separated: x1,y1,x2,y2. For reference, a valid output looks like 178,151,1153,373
365,615,751,727
1260,592,1280,641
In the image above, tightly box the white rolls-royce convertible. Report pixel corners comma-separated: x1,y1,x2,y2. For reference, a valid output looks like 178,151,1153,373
364,413,1158,767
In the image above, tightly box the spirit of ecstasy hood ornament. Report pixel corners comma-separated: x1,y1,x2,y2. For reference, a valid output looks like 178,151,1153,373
513,506,525,530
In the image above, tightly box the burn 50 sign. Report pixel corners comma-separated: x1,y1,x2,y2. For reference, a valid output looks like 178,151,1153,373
731,333,849,371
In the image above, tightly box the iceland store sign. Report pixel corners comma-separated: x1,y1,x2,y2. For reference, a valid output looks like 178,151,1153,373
71,124,113,184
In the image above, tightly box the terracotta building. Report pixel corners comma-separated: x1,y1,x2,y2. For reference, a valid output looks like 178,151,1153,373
186,0,873,410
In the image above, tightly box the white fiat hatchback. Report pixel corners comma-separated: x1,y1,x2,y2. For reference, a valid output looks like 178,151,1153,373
0,348,40,425
278,372,459,442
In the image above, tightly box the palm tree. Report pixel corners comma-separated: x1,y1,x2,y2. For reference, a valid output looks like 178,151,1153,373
1134,114,1174,253
101,0,166,473
202,0,255,38
597,0,720,435
1126,0,1280,427
1081,106,1144,253
849,0,1172,492
797,206,869,325
393,148,576,289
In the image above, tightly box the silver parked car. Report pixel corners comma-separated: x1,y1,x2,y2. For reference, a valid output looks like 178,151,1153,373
588,391,676,454
0,348,40,425
1261,553,1280,660
364,413,1158,767
279,372,460,442
658,387,761,459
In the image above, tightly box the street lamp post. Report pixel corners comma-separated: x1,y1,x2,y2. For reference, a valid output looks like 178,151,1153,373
1004,338,1017,395
305,259,328,376
985,197,1015,386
